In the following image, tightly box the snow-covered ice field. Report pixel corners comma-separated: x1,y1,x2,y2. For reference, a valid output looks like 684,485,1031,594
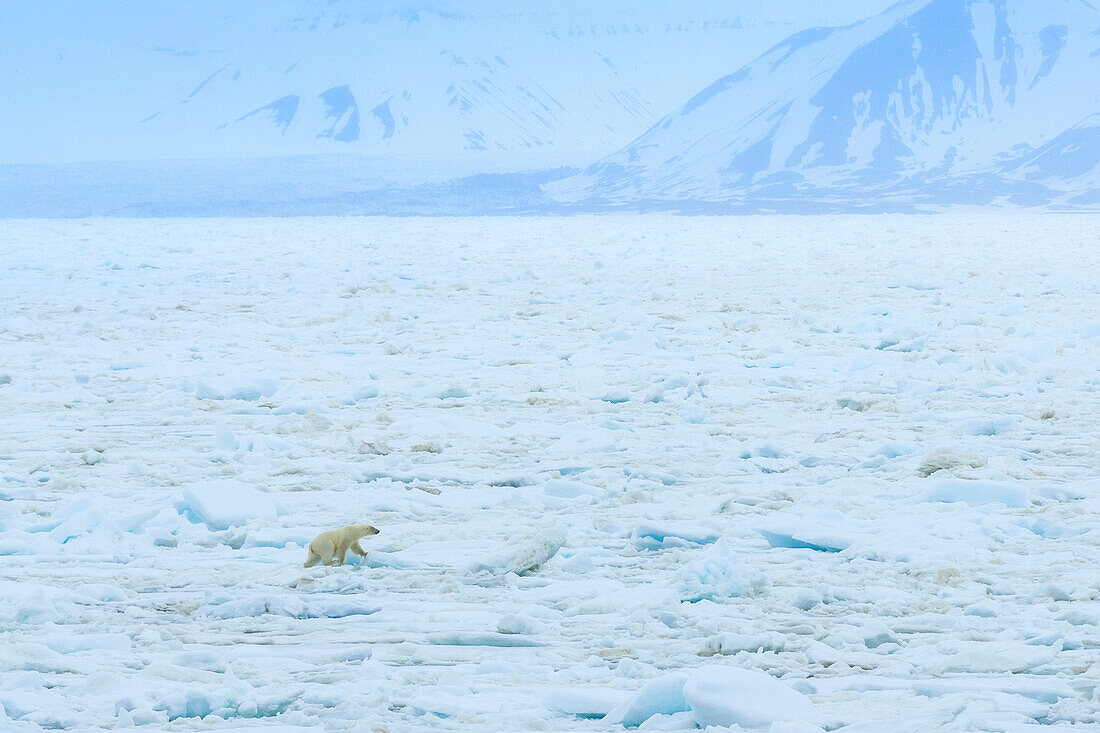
1,214,1099,732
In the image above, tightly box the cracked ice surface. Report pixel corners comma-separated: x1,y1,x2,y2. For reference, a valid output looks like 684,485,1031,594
1,214,1098,732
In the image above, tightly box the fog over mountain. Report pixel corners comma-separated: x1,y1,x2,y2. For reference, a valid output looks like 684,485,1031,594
2,0,1097,214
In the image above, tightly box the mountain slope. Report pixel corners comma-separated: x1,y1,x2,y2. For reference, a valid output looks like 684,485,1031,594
548,0,1100,206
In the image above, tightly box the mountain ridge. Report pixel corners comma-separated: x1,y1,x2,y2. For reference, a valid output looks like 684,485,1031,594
3,0,1097,215
2,1,898,170
546,0,1100,207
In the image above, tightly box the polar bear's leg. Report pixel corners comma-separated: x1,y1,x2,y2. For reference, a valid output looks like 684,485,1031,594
303,551,321,568
310,536,337,566
349,540,367,557
333,539,349,565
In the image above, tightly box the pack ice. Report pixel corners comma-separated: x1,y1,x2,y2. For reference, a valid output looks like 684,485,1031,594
1,214,1098,732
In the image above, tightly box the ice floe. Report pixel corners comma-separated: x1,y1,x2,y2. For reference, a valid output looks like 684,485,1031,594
177,480,280,530
2,215,1098,731
682,666,817,729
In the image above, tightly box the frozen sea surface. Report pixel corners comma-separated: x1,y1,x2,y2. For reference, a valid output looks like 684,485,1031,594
1,214,1098,731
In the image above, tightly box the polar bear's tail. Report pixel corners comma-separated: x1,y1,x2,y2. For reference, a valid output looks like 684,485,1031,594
303,552,321,568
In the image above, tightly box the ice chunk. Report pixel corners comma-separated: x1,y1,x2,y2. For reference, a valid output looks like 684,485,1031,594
0,529,58,556
682,666,816,729
199,595,306,620
177,480,278,530
239,528,312,549
193,376,279,401
467,525,566,576
604,673,689,727
302,598,381,619
792,590,824,611
153,668,294,720
543,687,631,718
701,632,792,657
497,612,546,635
202,728,322,733
930,640,1061,674
199,594,379,620
543,478,604,501
681,406,708,423
0,584,62,624
42,633,132,654
426,632,545,647
635,711,696,730
836,395,877,412
923,479,1029,508
390,539,498,568
46,499,115,543
767,722,826,733
917,447,987,477
214,422,236,451
359,550,418,569
755,508,859,553
27,497,127,543
74,583,128,603
758,525,850,553
673,542,768,602
874,442,916,459
956,417,1016,436
632,521,720,550
347,385,379,402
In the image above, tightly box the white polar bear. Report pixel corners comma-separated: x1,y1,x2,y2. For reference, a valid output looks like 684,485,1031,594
303,524,380,567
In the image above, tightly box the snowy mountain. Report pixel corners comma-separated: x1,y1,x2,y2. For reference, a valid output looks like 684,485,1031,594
548,0,1100,207
1,0,895,173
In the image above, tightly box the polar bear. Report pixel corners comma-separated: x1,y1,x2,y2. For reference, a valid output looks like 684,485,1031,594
303,524,380,567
